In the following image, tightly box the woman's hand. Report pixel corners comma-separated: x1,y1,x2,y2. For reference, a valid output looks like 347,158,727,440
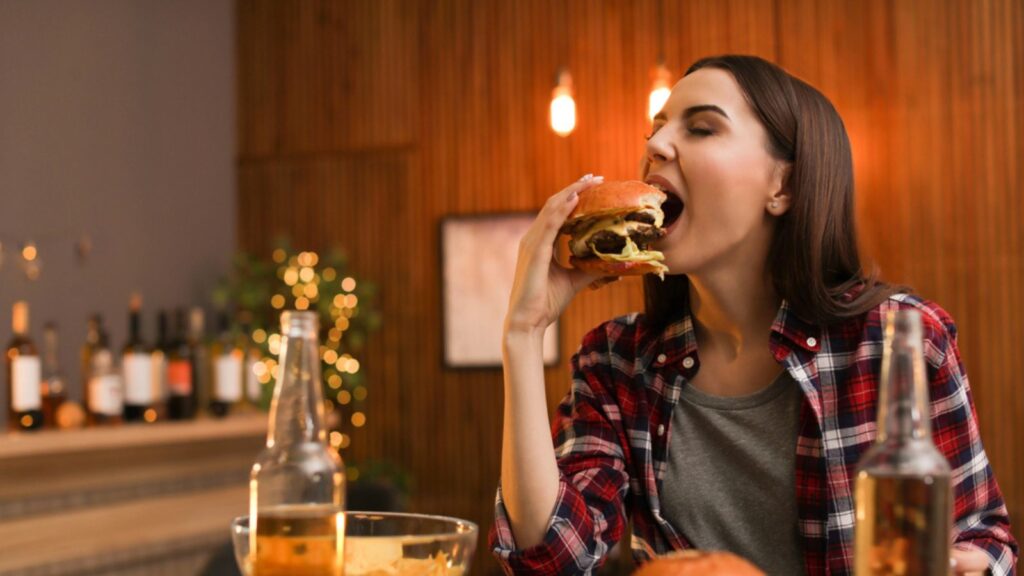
504,174,615,335
950,545,990,575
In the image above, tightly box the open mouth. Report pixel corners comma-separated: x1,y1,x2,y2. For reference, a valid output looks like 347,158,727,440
662,194,684,228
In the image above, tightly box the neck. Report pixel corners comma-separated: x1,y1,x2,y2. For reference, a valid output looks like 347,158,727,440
688,265,780,358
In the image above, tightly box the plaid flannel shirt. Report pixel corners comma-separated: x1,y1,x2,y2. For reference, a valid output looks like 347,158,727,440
491,293,1017,575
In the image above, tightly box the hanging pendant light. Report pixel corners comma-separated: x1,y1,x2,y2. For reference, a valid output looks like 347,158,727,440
550,68,576,137
648,0,672,122
648,59,673,122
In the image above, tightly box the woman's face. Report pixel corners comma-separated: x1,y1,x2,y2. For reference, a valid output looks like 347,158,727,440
644,67,788,276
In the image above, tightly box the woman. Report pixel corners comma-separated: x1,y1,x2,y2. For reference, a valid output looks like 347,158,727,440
490,55,1017,575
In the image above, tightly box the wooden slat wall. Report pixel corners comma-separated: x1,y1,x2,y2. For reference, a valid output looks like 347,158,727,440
237,1,1024,572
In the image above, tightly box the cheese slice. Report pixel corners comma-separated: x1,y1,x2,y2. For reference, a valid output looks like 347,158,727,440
593,237,669,278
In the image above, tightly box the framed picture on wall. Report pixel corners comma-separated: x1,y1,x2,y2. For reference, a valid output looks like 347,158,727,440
440,213,560,369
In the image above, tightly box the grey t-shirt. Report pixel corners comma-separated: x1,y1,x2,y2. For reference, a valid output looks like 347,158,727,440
659,370,805,576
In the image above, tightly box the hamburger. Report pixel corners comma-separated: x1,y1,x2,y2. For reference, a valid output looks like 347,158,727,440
632,550,765,576
559,180,671,279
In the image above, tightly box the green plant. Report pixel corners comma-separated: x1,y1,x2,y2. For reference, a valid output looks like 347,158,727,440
212,238,381,457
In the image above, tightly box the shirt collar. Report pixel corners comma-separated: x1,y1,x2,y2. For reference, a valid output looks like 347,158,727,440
639,298,822,371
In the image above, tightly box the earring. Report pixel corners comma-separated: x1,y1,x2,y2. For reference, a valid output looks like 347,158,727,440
769,201,779,210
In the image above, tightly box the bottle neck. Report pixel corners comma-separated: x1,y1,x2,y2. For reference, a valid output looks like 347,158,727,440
128,311,142,344
876,311,932,442
11,302,29,336
43,327,60,372
266,326,326,448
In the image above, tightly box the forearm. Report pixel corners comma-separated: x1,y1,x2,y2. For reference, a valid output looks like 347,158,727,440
500,328,562,549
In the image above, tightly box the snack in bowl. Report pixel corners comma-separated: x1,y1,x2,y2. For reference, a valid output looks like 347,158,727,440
559,180,671,279
632,550,765,576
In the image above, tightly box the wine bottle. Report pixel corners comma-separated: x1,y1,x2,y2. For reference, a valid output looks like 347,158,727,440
6,301,43,431
122,294,157,423
167,309,195,420
249,311,345,575
188,307,210,417
151,310,172,420
40,322,67,428
84,315,123,426
211,312,243,418
854,310,952,575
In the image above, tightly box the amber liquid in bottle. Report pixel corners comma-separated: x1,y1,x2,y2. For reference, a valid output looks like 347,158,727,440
854,310,952,576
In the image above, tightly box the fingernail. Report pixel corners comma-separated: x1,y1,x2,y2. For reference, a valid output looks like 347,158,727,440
593,175,605,182
580,173,593,181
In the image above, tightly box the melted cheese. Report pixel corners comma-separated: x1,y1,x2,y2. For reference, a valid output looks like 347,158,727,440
593,237,669,279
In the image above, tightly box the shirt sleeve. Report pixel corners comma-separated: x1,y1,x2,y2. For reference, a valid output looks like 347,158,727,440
489,335,631,575
925,309,1019,575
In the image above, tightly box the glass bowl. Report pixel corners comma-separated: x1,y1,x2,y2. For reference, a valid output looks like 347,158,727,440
231,511,479,575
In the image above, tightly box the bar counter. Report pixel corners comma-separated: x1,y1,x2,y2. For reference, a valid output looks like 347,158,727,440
0,414,265,575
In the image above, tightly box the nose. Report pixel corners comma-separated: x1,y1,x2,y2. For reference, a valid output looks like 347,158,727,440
645,128,674,166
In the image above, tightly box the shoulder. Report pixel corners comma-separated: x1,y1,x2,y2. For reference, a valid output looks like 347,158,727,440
575,312,650,372
577,312,643,354
834,292,959,367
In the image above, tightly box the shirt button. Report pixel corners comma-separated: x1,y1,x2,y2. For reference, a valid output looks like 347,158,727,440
657,424,665,436
806,337,818,348
682,356,695,369
656,353,667,364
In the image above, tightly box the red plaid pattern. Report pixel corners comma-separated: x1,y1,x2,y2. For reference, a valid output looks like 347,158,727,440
490,293,1017,575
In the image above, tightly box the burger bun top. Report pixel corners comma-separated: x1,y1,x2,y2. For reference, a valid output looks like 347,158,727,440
565,180,666,226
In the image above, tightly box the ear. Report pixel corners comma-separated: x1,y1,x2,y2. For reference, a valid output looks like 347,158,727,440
767,162,792,216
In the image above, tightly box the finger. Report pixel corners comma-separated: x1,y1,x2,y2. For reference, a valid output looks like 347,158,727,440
534,174,604,247
950,547,990,574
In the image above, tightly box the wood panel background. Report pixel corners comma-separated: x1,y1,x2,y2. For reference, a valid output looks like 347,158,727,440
236,1,1024,573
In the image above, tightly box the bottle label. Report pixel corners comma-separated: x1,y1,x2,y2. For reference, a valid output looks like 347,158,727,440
214,353,243,402
12,355,42,411
123,353,154,405
167,360,193,396
245,355,261,402
88,374,124,416
151,351,168,401
91,350,113,373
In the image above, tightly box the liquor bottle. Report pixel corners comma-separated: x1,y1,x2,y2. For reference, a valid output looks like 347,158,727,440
151,310,172,420
122,295,157,423
240,312,263,408
854,310,952,575
249,311,345,575
188,307,210,417
6,301,43,431
210,311,243,418
84,315,123,426
167,309,195,420
40,322,67,428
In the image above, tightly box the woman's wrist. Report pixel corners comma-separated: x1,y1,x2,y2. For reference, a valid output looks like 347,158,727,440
503,319,548,345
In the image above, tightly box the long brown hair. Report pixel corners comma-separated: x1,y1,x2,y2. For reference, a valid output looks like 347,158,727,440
643,55,902,327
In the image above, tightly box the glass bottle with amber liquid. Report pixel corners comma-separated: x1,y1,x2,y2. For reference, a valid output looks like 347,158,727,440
6,301,43,431
249,311,345,576
854,310,952,575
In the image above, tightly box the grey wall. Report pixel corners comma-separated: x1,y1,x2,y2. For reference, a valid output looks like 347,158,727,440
0,0,235,418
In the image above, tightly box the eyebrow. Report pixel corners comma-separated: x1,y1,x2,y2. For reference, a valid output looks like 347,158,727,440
653,104,731,123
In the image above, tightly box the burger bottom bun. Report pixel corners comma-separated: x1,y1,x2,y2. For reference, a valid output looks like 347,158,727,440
632,550,765,576
569,256,665,278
